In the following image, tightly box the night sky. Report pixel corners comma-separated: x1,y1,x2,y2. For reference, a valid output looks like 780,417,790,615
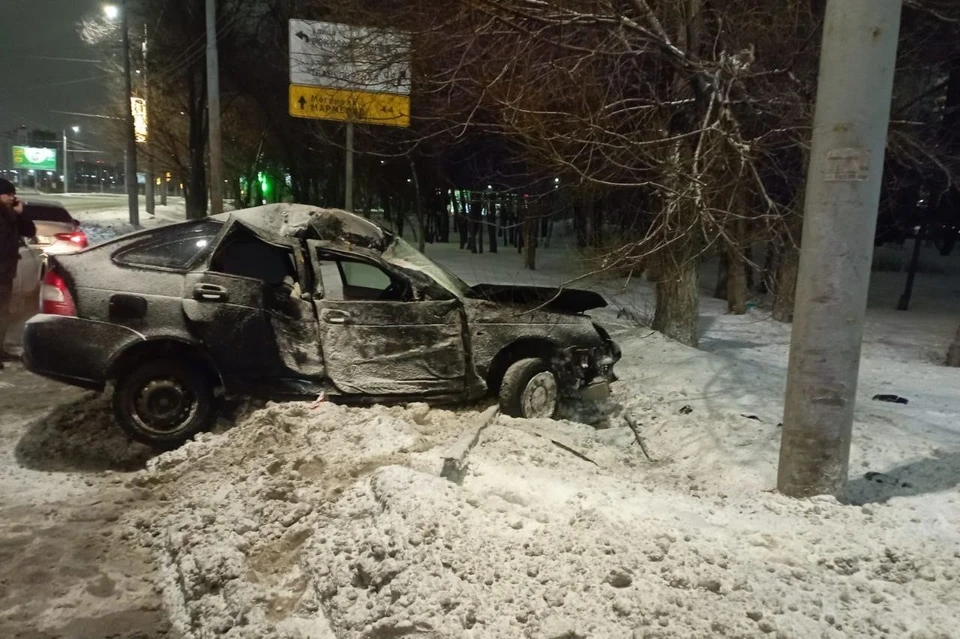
1,0,109,136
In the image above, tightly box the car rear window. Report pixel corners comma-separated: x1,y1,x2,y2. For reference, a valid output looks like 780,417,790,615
115,220,222,270
23,204,75,224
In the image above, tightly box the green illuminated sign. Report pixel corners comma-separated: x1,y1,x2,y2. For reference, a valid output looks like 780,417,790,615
13,146,58,171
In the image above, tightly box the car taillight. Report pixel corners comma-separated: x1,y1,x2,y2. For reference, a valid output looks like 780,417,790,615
41,270,77,316
55,231,88,248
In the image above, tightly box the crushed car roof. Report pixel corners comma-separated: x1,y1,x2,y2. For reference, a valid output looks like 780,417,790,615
215,204,389,251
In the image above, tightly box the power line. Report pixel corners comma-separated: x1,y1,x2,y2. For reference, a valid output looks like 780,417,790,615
148,10,244,86
8,55,102,63
15,75,111,92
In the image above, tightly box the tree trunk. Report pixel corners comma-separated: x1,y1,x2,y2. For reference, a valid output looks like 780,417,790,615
574,195,588,248
897,218,927,311
395,200,405,238
440,194,450,243
745,244,756,291
185,66,208,219
757,241,777,295
468,192,481,253
726,241,749,315
523,198,537,270
947,321,960,367
773,242,799,322
409,159,425,253
452,191,468,249
652,254,699,347
588,196,602,248
714,253,728,300
487,193,498,253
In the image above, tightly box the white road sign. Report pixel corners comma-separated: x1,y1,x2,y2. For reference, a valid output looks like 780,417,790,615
289,19,410,96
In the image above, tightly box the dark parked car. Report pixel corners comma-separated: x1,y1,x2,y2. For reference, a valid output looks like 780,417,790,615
24,204,620,448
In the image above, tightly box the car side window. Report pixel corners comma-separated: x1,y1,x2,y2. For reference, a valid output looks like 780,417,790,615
115,221,221,270
210,235,297,287
317,256,410,301
341,261,392,292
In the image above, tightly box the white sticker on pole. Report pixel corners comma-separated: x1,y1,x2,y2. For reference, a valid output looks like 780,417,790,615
825,148,869,182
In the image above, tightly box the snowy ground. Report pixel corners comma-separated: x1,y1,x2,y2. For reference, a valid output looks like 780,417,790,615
1,208,958,638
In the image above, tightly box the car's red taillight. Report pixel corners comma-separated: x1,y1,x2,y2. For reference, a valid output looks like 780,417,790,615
41,270,77,316
55,231,88,248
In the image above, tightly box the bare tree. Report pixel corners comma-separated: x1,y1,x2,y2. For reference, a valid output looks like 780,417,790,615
948,321,960,367
399,0,826,345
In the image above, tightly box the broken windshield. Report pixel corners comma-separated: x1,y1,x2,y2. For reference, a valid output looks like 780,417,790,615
382,237,471,298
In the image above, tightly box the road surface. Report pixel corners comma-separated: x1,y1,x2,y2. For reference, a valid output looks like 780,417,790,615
23,193,184,215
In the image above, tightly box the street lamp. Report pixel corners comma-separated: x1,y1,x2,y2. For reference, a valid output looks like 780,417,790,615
63,126,79,193
104,1,139,226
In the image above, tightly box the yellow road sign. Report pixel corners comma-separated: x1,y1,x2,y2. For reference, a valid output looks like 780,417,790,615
289,84,410,128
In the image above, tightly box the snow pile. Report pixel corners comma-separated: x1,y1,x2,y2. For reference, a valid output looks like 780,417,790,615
127,336,960,639
128,401,473,638
15,392,154,472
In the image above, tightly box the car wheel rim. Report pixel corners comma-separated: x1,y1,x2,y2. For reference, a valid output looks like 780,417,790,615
133,378,196,434
521,371,558,419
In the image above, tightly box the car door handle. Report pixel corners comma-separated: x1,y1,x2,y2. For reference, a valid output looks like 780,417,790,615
322,310,350,324
194,283,228,302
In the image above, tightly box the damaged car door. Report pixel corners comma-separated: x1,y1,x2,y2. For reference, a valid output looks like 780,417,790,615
183,225,323,394
310,244,468,397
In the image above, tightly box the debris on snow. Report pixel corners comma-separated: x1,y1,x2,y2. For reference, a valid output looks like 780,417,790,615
440,405,499,484
872,394,910,405
623,413,656,462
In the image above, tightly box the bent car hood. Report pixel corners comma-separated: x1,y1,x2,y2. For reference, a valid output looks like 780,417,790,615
466,284,606,314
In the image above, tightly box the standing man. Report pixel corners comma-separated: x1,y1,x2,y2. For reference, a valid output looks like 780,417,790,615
0,178,36,369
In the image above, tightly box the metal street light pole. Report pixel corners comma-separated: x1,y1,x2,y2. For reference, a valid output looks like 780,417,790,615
119,0,140,226
62,126,79,193
206,0,223,216
62,130,69,194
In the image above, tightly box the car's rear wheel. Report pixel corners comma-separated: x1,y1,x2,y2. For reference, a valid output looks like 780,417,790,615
113,358,215,449
499,357,560,419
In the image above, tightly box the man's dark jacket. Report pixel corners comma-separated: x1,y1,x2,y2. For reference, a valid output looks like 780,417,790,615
0,205,36,280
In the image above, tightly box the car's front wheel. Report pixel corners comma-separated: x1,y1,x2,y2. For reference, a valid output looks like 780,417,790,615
499,357,560,419
113,358,215,449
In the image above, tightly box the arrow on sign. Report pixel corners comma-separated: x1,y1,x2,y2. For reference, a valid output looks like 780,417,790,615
298,96,307,110
296,31,309,43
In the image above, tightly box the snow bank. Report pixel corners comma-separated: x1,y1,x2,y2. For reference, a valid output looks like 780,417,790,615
127,336,960,638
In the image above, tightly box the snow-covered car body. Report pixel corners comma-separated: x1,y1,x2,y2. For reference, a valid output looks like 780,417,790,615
23,204,620,445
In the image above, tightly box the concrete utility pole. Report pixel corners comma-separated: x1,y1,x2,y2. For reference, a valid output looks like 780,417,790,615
778,0,903,498
206,0,224,216
121,0,139,226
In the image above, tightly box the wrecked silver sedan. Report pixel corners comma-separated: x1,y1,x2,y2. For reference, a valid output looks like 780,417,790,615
23,204,620,448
